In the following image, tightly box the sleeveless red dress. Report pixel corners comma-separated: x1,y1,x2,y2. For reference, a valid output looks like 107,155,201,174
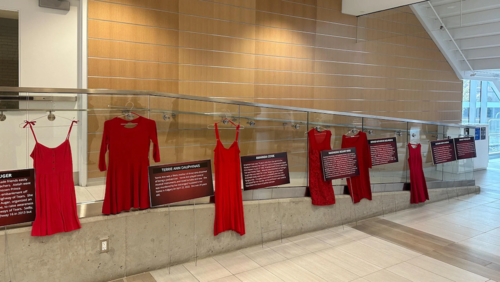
308,129,335,205
341,132,372,203
99,116,160,214
25,121,81,236
408,143,429,204
213,123,245,236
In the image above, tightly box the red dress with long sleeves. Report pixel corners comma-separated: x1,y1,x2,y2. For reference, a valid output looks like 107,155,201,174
99,116,160,215
26,121,81,236
308,129,335,205
408,143,429,204
341,132,372,203
213,123,245,236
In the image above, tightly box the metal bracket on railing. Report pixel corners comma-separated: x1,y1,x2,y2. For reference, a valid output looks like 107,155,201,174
396,131,403,137
163,113,176,121
247,120,256,126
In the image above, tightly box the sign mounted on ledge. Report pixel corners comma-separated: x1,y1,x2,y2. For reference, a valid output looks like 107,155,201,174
241,152,290,190
368,137,399,166
148,160,214,207
320,148,359,181
454,137,477,160
0,169,36,227
430,139,457,164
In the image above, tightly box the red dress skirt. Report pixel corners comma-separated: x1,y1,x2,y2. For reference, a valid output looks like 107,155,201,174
307,129,335,205
408,143,429,204
341,132,372,203
213,123,245,236
26,121,81,236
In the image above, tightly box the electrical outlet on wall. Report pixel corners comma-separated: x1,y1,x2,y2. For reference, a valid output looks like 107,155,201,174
100,238,109,253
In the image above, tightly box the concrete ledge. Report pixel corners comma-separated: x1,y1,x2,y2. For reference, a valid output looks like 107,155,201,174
0,186,480,282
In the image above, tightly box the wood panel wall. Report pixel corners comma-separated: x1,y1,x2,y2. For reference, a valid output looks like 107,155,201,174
87,0,462,122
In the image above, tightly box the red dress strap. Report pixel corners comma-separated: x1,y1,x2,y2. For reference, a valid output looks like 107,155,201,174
66,120,78,140
23,120,38,143
235,124,240,141
214,123,220,140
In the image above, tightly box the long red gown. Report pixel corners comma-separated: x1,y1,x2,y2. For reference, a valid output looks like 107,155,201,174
26,121,81,236
308,128,335,205
341,132,372,203
213,123,245,236
408,143,429,204
99,116,160,215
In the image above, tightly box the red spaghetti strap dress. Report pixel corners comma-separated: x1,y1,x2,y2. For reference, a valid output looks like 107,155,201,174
213,123,245,236
99,116,160,215
341,131,372,203
25,121,81,236
308,129,335,205
408,143,429,204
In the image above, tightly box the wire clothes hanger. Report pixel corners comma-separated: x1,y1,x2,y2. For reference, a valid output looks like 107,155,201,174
345,127,359,136
207,117,245,129
18,111,78,128
108,101,142,124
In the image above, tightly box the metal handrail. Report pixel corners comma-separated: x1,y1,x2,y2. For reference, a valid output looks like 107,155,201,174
0,86,469,128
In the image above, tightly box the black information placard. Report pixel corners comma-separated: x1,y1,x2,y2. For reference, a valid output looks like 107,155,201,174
0,169,36,227
148,160,214,207
430,139,457,164
368,137,399,166
241,152,290,190
454,137,477,160
320,148,359,181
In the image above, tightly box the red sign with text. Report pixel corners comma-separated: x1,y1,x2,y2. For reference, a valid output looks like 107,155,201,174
0,169,36,227
430,139,457,164
241,152,290,190
148,160,214,207
320,148,359,181
454,137,477,160
368,137,399,166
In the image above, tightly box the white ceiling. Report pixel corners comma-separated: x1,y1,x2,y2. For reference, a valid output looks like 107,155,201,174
342,0,424,16
412,0,500,81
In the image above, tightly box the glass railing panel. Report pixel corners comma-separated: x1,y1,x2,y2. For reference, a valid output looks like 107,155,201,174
363,117,408,184
239,105,308,187
408,122,443,182
442,126,474,181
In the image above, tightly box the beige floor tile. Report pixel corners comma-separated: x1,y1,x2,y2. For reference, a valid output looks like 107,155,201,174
184,258,232,282
316,248,381,276
408,222,472,242
236,267,284,282
124,273,156,282
315,232,354,247
361,270,411,282
150,265,198,282
417,218,485,237
337,241,408,268
387,262,453,282
209,276,242,282
213,251,260,275
287,236,333,252
240,245,287,267
406,255,489,282
264,260,325,282
458,238,500,257
334,227,371,241
265,240,310,259
351,279,369,282
289,253,359,282
358,237,421,259
471,232,500,246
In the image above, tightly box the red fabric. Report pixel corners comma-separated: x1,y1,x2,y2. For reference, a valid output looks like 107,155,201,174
99,116,160,215
213,123,245,236
27,121,81,236
307,129,335,205
341,132,372,203
408,143,429,204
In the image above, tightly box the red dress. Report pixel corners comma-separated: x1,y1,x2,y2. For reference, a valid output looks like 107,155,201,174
341,132,372,203
99,116,160,214
25,121,81,236
308,129,335,205
213,123,245,236
408,143,429,204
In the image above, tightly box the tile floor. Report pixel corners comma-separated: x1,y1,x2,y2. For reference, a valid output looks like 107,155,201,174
111,162,500,282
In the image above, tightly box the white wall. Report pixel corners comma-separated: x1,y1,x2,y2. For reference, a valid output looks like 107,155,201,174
0,0,82,177
0,0,79,88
